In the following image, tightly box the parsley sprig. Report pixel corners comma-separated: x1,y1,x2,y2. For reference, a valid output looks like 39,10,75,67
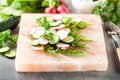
36,17,50,30
0,29,17,48
92,0,120,26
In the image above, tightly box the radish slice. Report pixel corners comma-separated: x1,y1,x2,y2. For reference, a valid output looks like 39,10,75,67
33,29,45,39
46,29,56,35
52,24,65,30
56,29,69,40
38,27,44,30
50,29,56,34
30,27,44,36
53,15,62,20
56,20,62,24
38,38,48,46
73,17,82,22
57,43,70,49
30,28,38,35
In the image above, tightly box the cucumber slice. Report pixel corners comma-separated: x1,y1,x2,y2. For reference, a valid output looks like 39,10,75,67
49,22,59,27
62,36,74,43
0,47,9,53
49,35,60,45
53,15,62,20
4,50,16,58
33,29,45,38
31,40,39,46
61,17,68,23
61,17,72,25
47,17,53,22
64,28,71,34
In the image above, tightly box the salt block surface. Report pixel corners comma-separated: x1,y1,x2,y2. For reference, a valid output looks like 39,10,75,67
15,14,108,72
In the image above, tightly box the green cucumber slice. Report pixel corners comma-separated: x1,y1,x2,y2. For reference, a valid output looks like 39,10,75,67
62,36,74,43
64,28,71,34
49,22,59,27
49,35,60,45
0,47,9,53
33,29,45,38
4,50,16,58
47,17,53,22
31,40,39,46
61,17,72,25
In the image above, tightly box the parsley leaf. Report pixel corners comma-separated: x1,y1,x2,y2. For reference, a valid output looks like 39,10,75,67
92,0,120,26
0,29,17,48
43,45,57,56
47,32,54,40
36,17,51,30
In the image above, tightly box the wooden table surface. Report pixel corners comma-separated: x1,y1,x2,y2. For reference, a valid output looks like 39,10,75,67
0,0,120,80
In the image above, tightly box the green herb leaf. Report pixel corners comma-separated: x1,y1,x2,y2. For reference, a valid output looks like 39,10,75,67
48,49,57,56
43,45,57,56
36,18,42,26
36,17,51,30
47,32,54,40
42,17,51,30
62,17,72,25
72,21,91,29
42,0,49,7
7,0,14,6
57,49,85,56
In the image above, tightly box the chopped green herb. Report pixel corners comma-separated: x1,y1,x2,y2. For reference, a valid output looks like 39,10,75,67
36,17,51,30
61,17,72,25
72,21,91,29
56,49,85,56
47,32,54,40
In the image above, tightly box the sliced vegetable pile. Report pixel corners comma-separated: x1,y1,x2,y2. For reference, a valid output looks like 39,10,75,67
30,15,91,56
0,29,17,58
92,0,120,26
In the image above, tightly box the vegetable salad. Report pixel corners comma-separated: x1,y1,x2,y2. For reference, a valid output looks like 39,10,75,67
30,15,92,56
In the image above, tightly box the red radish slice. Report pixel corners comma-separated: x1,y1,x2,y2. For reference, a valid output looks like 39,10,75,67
52,24,65,30
46,29,56,35
73,18,82,22
53,15,62,20
50,29,56,34
56,20,62,24
38,38,48,46
56,29,69,40
57,43,70,50
38,27,44,30
32,46,42,51
33,29,45,39
30,28,37,35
